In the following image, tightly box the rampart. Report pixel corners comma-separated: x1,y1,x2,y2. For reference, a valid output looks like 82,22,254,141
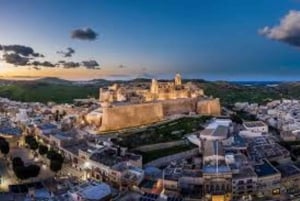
100,102,164,131
162,98,198,116
197,98,221,116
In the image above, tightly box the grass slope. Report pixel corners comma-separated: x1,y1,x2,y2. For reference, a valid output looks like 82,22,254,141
0,83,98,103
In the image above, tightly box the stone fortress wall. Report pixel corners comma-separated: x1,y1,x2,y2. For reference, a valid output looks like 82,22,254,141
100,102,164,131
89,73,222,131
161,98,198,116
197,98,221,116
100,97,220,131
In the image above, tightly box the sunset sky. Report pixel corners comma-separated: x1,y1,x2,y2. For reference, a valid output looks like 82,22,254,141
1,0,300,81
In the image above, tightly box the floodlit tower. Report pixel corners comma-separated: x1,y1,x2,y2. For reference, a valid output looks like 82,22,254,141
151,78,159,94
174,73,182,86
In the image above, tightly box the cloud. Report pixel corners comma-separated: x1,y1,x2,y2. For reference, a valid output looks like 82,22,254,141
32,66,41,70
259,10,300,47
118,64,127,68
31,61,55,67
62,61,80,68
0,43,100,70
57,47,75,57
3,53,30,66
82,60,100,69
0,44,43,57
71,28,98,41
0,44,46,67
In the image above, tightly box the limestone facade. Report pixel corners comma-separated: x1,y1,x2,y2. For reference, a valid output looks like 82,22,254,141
88,74,221,131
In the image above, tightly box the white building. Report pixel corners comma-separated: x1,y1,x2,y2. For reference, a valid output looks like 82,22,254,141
243,121,268,133
68,181,111,201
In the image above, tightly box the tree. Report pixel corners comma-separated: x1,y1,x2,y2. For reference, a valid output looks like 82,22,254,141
47,150,63,163
0,137,9,156
12,157,40,180
230,114,243,124
25,135,39,151
50,160,63,172
38,145,48,155
27,164,40,177
12,157,24,168
47,149,64,173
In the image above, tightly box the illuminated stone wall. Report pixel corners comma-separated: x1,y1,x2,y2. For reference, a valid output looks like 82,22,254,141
100,102,164,131
161,98,197,116
197,98,221,116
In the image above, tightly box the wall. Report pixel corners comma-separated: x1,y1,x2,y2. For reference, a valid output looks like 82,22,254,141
145,148,199,167
99,97,221,131
100,103,164,131
197,98,221,116
162,98,197,116
133,140,186,152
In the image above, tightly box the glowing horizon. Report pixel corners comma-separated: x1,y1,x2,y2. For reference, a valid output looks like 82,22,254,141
1,0,300,81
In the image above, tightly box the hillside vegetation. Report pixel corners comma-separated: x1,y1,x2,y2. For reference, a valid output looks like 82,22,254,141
1,78,300,105
0,83,98,103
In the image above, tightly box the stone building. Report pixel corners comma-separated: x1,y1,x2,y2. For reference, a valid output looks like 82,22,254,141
202,141,232,201
87,74,221,131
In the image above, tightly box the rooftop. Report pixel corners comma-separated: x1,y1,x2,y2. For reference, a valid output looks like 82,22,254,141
231,134,247,147
90,148,141,167
254,160,279,177
204,140,224,157
243,121,267,128
69,181,111,200
63,141,95,155
233,167,257,179
37,123,58,130
0,126,22,136
202,164,231,174
276,163,300,178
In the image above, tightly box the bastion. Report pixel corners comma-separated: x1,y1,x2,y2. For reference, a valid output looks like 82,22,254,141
85,74,221,132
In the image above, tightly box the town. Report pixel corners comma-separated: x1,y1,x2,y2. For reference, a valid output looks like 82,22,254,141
0,75,299,201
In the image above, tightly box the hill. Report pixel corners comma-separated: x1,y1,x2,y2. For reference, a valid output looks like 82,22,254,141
0,77,300,104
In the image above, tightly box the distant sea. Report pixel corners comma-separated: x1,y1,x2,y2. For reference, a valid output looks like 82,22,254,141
229,81,283,87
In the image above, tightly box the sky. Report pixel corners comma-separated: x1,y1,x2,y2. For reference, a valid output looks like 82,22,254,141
1,0,300,81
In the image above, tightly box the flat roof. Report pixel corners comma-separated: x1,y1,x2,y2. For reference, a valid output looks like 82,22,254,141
90,148,141,167
37,123,58,130
233,167,257,179
204,140,224,157
276,164,300,178
213,126,228,137
70,182,111,200
0,126,22,136
254,160,279,177
203,164,231,174
243,121,266,128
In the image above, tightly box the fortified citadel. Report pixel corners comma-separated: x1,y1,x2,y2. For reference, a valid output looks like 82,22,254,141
85,74,221,131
